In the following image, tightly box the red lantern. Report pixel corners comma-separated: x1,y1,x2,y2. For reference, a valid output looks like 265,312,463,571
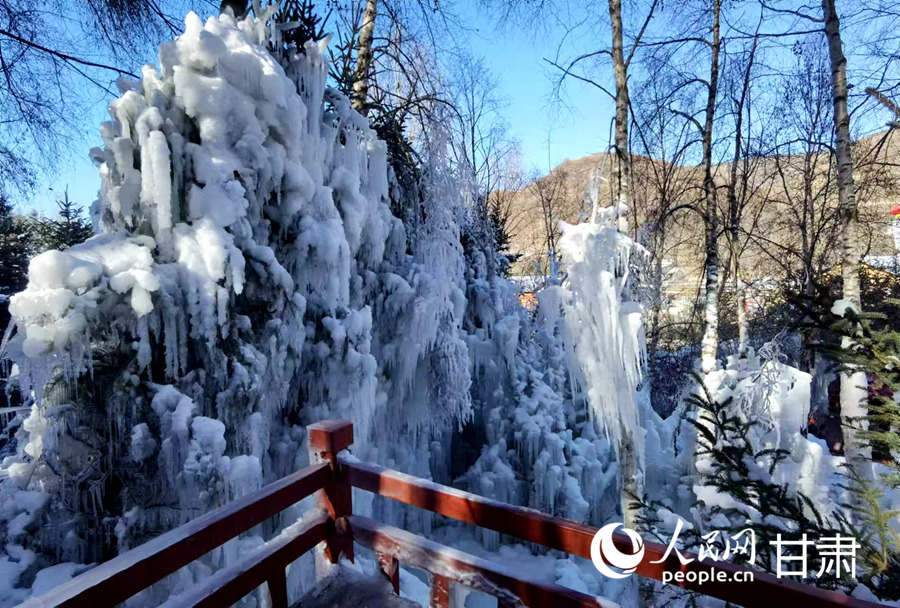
892,204,900,216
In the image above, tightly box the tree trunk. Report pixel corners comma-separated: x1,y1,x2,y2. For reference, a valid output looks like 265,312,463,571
727,31,757,362
731,237,747,356
800,270,818,372
823,0,861,311
609,0,632,211
648,222,666,358
822,0,870,465
700,0,722,375
609,0,639,528
352,0,379,116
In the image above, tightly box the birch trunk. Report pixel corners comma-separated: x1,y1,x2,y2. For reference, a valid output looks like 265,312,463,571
822,0,869,464
352,0,378,116
727,31,757,361
609,0,640,528
731,236,748,357
823,0,861,311
648,224,666,358
700,0,722,375
609,0,632,211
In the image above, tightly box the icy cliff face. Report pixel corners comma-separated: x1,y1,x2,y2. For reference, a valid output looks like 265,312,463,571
0,10,470,603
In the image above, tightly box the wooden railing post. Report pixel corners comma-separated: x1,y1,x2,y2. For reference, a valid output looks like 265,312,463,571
429,573,450,608
307,420,355,568
267,567,288,608
376,551,400,594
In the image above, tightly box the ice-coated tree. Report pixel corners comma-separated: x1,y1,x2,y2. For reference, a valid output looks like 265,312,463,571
672,354,900,601
0,9,472,604
464,198,649,531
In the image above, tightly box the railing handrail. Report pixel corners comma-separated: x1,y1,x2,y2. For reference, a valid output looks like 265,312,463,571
21,461,330,607
159,511,330,608
349,515,611,608
340,454,885,608
342,455,599,555
21,420,887,608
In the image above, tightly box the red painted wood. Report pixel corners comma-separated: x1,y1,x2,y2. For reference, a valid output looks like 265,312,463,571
164,511,329,608
308,419,355,564
308,419,354,458
23,421,886,608
429,574,450,608
268,568,289,608
345,457,597,552
25,463,330,607
377,551,401,594
349,515,611,608
342,458,885,608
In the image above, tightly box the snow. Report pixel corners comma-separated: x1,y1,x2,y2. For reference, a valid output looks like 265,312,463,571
0,5,893,607
685,350,850,536
8,235,157,361
0,9,478,603
0,545,35,607
423,524,624,606
30,563,90,597
831,299,858,316
4,490,49,540
130,423,157,462
297,562,419,608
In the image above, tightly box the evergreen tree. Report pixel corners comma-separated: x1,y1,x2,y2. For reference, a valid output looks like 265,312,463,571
632,368,900,600
0,193,31,415
0,194,31,330
488,197,508,254
274,0,329,50
0,12,475,585
488,194,518,277
793,289,900,482
682,379,852,580
33,189,94,252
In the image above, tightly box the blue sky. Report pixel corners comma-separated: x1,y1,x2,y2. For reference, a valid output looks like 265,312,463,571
25,4,614,217
461,6,615,174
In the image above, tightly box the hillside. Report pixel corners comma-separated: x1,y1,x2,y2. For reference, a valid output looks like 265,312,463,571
502,132,900,306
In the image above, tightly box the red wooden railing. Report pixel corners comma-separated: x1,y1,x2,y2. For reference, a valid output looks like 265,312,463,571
23,420,884,608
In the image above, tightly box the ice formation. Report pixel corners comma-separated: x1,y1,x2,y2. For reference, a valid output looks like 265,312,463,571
0,6,853,608
685,350,847,537
461,201,651,538
557,203,645,465
556,202,650,528
0,9,472,603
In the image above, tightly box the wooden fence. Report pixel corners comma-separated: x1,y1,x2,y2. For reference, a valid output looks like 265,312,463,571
23,419,884,607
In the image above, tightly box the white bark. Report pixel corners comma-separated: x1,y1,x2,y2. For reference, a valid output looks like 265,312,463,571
609,0,640,527
728,32,758,361
609,0,632,211
700,0,722,375
822,0,868,464
352,0,378,116
823,0,861,311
